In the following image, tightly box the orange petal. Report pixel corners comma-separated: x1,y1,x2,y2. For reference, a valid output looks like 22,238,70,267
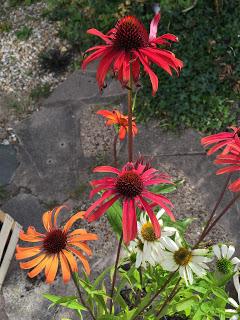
45,254,59,283
19,253,46,269
59,251,71,283
63,212,85,232
42,210,53,232
53,206,67,228
19,230,44,242
16,246,42,260
68,233,98,242
62,249,78,272
68,229,88,237
68,247,90,275
27,256,50,278
68,241,92,256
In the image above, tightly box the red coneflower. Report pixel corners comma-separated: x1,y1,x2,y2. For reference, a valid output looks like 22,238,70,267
86,162,175,244
97,109,138,140
16,207,98,283
215,138,240,192
82,13,183,96
201,126,240,156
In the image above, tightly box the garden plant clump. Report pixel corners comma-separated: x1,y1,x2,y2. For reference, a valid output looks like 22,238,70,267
15,6,240,320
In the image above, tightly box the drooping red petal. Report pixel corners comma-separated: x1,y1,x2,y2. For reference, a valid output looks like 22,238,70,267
138,196,161,238
149,13,161,41
85,190,115,218
82,47,106,70
93,165,120,174
133,50,158,96
87,28,112,44
87,195,120,222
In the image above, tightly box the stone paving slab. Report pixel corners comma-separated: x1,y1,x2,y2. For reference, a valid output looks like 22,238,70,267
0,145,18,186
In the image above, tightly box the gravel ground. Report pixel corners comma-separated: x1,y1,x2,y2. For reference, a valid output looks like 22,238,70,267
0,2,69,95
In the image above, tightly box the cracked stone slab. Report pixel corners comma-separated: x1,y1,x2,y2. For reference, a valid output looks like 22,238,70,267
45,71,126,107
13,104,87,203
0,145,18,186
2,192,45,231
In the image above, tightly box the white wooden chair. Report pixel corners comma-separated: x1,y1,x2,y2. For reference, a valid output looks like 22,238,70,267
0,210,22,289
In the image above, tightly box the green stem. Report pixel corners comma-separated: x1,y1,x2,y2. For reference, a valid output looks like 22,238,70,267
193,173,232,248
128,62,133,162
156,278,181,318
131,270,177,320
109,233,123,313
71,271,96,320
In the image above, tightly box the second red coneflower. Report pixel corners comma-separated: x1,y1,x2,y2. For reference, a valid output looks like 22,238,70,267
97,109,138,140
201,126,240,156
86,161,175,244
16,206,98,283
82,13,183,95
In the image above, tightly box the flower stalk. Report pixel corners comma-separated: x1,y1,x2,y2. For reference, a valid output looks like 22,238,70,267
72,271,97,320
194,173,232,248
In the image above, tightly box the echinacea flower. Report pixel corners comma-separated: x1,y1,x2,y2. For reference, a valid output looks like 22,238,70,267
16,206,98,283
214,151,240,192
201,126,240,156
97,109,138,140
82,13,183,95
226,296,240,320
159,238,212,285
129,209,179,268
86,162,175,244
213,244,240,274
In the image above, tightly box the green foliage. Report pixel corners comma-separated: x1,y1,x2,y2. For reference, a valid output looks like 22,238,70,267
136,0,240,132
0,21,12,33
30,83,51,101
8,0,37,7
15,26,32,40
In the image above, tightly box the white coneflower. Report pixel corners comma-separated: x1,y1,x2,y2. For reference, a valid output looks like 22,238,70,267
225,296,240,320
159,238,212,285
213,244,240,275
129,209,179,268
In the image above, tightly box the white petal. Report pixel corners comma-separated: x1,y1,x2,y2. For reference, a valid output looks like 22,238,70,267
232,257,240,265
161,237,179,252
227,245,236,259
188,262,206,278
156,208,165,219
229,298,239,308
233,273,240,296
213,245,221,259
186,265,194,285
221,244,228,258
161,257,178,272
191,255,212,264
136,252,142,268
192,249,209,256
179,266,188,286
230,316,239,320
226,309,238,313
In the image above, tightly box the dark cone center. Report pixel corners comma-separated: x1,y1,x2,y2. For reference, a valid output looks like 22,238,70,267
116,171,143,198
113,16,149,51
43,229,67,254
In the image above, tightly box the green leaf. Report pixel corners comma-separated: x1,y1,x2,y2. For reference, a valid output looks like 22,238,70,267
106,199,122,236
43,294,87,311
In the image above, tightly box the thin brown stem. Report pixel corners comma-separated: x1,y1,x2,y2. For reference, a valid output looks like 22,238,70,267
127,63,133,162
156,278,181,318
200,192,240,240
109,233,123,314
194,173,232,248
71,271,96,320
113,133,118,167
131,270,177,320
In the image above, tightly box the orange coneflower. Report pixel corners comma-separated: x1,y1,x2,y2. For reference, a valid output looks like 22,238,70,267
97,109,138,140
16,206,98,283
